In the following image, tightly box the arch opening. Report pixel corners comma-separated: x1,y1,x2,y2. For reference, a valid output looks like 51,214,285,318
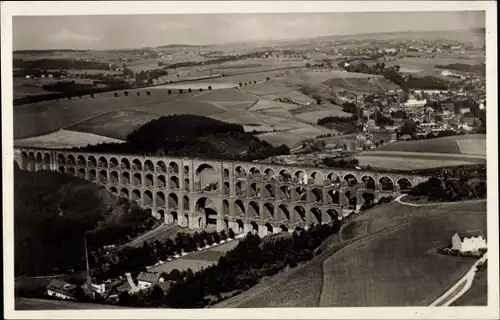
121,172,130,185
143,190,153,206
98,156,108,168
379,176,394,191
145,174,154,187
120,188,129,198
264,184,275,199
311,188,323,204
110,171,119,184
170,176,180,189
67,154,76,166
344,174,358,187
168,193,179,209
120,158,130,170
294,206,306,222
234,200,245,217
144,160,154,172
156,161,167,173
361,176,376,190
310,207,322,225
109,157,119,168
156,192,166,207
132,159,142,170
157,175,166,188
133,173,142,186
235,166,247,178
196,164,218,192
398,178,413,191
248,201,259,218
279,204,290,221
168,161,179,174
196,197,218,228
250,183,260,198
77,155,86,166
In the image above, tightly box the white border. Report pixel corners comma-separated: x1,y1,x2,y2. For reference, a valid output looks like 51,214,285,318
2,2,498,319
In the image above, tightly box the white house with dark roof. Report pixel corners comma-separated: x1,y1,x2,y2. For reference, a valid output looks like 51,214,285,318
452,230,487,252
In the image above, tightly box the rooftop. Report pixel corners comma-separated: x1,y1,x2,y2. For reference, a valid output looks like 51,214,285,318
456,230,486,240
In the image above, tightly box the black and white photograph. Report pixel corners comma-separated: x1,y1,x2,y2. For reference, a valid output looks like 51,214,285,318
2,1,498,319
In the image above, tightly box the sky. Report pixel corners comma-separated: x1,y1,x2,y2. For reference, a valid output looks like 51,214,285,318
13,11,485,50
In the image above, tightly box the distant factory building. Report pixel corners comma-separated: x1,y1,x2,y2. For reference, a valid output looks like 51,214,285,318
451,231,487,252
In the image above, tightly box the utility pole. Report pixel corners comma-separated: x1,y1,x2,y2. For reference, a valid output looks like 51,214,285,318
84,235,93,300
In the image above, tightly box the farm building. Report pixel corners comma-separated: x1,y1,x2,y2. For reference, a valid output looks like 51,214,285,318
451,230,487,252
440,100,456,113
403,98,427,109
125,271,167,292
46,279,79,300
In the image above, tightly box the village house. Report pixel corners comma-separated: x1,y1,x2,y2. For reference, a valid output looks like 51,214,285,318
46,279,79,300
125,271,167,292
403,98,427,110
369,128,397,143
440,100,456,113
451,230,487,252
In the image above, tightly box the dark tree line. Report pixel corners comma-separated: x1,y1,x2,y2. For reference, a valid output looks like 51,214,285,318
409,177,486,201
13,58,110,70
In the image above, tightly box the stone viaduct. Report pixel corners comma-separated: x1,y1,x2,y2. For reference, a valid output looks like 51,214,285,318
14,147,430,238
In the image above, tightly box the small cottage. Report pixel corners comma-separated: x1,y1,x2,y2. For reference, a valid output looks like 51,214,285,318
451,230,487,252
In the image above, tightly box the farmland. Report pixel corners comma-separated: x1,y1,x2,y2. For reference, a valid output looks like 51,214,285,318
14,130,125,149
214,200,486,307
371,134,486,156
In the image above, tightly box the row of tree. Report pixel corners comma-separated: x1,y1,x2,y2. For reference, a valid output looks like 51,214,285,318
117,222,342,308
91,229,236,283
409,177,487,201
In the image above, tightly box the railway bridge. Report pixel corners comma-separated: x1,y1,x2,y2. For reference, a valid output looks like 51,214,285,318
14,147,430,238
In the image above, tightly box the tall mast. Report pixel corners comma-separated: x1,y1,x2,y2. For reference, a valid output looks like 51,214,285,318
84,235,93,299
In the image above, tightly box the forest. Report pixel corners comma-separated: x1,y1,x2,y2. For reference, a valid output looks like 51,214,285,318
14,164,155,277
72,115,290,161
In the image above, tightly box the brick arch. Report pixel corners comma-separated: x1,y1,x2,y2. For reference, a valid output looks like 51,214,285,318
88,155,97,167
168,161,180,174
310,207,322,225
120,188,129,198
311,188,323,203
110,171,119,184
234,199,245,217
143,190,153,206
121,158,131,169
77,155,86,166
66,154,76,166
248,201,259,218
57,153,66,165
309,171,325,185
263,203,274,219
343,173,358,186
156,160,167,173
144,159,154,171
156,191,166,207
132,159,143,170
264,167,276,179
360,175,376,190
98,156,108,168
379,176,395,191
293,205,306,222
131,189,141,202
109,157,119,168
278,204,291,221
